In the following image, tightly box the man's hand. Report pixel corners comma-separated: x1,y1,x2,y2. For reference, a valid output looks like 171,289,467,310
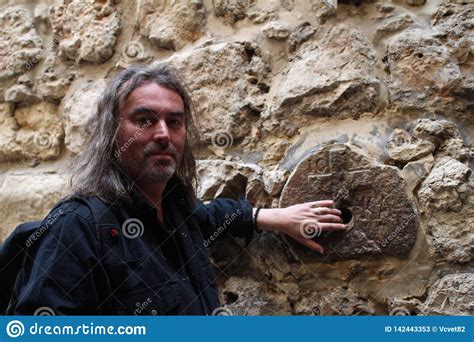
254,200,346,254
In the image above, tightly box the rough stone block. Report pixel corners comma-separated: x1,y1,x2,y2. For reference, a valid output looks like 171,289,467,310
0,173,69,242
280,144,418,260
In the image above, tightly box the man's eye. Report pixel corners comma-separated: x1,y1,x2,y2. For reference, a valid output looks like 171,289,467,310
169,119,183,126
136,117,151,125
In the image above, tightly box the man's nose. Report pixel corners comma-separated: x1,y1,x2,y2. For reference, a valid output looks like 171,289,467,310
152,120,170,144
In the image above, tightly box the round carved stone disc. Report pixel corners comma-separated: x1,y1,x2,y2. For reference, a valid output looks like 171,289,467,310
280,143,418,260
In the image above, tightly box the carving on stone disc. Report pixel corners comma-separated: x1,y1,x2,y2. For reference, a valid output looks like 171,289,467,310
280,144,418,260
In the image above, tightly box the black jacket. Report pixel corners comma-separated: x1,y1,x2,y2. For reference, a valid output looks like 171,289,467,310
5,183,255,315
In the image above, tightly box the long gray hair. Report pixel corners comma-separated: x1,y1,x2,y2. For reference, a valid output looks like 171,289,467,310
70,63,199,205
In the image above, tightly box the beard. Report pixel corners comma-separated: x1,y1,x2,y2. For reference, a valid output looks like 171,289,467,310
143,141,179,181
143,156,177,181
118,141,180,184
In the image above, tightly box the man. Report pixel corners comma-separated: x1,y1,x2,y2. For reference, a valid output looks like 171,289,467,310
5,63,345,315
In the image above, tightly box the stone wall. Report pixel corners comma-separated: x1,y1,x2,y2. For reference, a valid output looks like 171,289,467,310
0,0,472,315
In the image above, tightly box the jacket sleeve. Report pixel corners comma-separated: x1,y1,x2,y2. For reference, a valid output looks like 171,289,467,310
193,196,255,244
7,211,111,315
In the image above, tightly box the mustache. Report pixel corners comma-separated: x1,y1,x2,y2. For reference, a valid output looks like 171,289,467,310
143,142,178,158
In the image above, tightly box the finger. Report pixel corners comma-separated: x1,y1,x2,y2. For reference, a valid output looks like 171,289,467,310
319,222,346,231
298,237,324,254
311,200,334,208
312,207,342,216
317,214,343,223
323,208,342,216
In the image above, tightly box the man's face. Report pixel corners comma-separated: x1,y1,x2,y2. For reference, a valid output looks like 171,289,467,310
115,82,186,186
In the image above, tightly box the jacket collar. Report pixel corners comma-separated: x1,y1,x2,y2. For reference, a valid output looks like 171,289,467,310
128,176,191,215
